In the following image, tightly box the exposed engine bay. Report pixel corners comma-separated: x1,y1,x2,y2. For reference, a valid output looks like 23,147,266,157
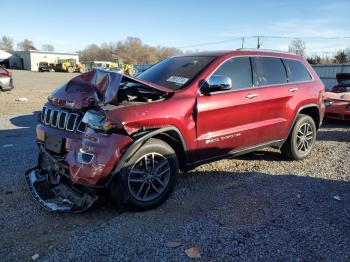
115,82,169,106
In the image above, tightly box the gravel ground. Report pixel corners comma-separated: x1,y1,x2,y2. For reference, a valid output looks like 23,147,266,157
0,71,349,261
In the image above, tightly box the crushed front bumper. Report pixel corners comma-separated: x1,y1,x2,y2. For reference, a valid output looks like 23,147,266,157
25,166,98,213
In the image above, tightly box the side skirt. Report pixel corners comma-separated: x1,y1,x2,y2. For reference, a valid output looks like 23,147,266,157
184,139,285,171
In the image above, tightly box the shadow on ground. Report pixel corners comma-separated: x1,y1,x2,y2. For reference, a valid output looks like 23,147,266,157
6,170,348,261
0,112,39,144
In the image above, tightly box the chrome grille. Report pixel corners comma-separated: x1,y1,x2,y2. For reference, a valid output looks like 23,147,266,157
41,106,84,133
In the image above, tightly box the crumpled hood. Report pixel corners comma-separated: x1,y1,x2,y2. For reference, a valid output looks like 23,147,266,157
48,69,173,109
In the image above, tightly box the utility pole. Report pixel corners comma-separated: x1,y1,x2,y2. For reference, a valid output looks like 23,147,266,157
241,37,245,48
257,36,261,49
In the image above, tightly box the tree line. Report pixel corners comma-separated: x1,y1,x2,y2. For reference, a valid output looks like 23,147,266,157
1,35,350,65
288,39,350,64
0,35,182,64
78,37,182,64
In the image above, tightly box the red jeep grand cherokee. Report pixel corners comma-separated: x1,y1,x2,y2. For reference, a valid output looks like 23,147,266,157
26,50,325,212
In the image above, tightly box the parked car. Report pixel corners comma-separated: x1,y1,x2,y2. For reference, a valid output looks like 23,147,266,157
331,73,350,93
0,66,14,91
26,50,324,212
38,62,50,72
324,91,350,121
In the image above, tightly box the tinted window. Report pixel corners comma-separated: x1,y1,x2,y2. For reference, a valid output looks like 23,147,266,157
254,57,287,86
284,59,312,82
211,57,252,89
137,56,216,90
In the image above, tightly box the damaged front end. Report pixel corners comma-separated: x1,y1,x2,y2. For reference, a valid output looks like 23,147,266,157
25,146,99,213
25,69,173,213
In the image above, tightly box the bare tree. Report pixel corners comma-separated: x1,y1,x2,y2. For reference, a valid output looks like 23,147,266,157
0,35,14,51
288,39,306,57
41,44,55,52
307,55,321,64
79,37,182,64
17,39,37,51
334,51,348,64
344,48,350,61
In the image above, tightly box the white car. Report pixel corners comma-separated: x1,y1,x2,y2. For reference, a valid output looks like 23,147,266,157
0,66,14,91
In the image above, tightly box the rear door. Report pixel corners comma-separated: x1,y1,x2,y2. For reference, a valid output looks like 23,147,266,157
196,56,262,159
252,57,301,143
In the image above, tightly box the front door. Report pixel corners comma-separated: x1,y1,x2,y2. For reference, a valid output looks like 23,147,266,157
196,56,262,160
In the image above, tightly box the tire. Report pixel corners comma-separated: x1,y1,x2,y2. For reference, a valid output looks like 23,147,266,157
110,138,178,211
281,114,317,160
67,67,74,73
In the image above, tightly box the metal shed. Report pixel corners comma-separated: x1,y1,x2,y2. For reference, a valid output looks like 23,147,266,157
312,64,350,90
9,50,79,71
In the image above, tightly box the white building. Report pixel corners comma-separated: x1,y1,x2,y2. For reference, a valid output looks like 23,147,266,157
9,50,79,71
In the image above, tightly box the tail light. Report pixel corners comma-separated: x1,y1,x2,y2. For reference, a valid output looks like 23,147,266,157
0,67,11,77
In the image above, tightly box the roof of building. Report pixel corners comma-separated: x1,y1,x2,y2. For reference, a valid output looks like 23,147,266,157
11,50,78,56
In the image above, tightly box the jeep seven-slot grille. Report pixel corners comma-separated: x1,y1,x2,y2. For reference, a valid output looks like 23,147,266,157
41,106,86,133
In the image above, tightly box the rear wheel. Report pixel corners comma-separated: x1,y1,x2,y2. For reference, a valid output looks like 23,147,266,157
110,138,178,211
67,67,74,73
281,114,316,160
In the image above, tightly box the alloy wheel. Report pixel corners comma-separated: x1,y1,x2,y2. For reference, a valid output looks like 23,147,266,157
128,153,171,202
296,123,314,153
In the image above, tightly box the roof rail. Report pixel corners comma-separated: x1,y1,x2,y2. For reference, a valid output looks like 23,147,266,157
236,48,292,54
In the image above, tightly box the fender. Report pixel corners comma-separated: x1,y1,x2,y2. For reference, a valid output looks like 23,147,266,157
285,103,321,140
106,126,187,186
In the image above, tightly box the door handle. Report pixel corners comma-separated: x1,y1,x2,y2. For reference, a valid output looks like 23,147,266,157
288,87,299,92
245,93,259,99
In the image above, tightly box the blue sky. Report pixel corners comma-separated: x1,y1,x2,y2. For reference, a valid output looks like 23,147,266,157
2,0,350,55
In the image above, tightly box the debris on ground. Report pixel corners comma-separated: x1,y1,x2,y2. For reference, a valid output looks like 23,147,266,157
333,195,341,201
2,144,14,148
31,254,39,261
166,241,181,248
185,246,201,258
16,97,28,102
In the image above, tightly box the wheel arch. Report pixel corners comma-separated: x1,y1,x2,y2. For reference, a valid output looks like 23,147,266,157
299,105,321,130
107,126,187,186
285,103,321,141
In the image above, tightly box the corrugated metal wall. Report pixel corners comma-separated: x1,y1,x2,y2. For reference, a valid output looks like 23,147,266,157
312,64,350,90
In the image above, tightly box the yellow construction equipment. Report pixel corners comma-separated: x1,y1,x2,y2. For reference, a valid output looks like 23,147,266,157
54,59,86,73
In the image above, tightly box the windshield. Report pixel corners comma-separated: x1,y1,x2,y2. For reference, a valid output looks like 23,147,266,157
137,56,216,90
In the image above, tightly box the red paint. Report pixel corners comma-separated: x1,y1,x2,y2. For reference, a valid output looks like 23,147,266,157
37,51,324,186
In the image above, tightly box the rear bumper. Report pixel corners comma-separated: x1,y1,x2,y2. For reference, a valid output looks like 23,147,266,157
25,167,98,213
0,77,14,91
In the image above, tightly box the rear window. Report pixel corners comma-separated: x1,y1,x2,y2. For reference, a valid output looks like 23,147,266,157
254,57,287,86
211,57,253,89
137,56,216,90
284,59,312,82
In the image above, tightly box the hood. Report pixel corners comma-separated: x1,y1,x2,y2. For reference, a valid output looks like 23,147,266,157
49,69,173,109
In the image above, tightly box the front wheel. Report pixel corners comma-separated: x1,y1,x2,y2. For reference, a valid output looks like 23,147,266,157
281,114,317,160
110,138,178,211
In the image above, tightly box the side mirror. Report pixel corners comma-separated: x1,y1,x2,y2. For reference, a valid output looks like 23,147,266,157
202,75,232,94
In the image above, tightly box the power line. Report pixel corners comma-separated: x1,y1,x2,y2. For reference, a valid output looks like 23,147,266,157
177,35,350,49
176,37,245,49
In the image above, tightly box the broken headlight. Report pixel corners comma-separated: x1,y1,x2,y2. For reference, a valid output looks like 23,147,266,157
82,110,114,132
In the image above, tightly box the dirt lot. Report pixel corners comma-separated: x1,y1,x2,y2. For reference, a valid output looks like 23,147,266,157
0,70,349,261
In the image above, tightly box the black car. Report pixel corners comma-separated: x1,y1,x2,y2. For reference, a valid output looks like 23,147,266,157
331,73,350,93
38,62,50,72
